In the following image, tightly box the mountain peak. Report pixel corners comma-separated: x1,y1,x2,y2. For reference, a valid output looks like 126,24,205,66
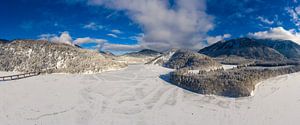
199,38,300,62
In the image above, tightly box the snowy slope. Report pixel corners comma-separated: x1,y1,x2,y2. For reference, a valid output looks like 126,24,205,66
0,65,300,125
0,40,127,73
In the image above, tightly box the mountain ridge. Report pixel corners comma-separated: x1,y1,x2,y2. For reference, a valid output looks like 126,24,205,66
199,38,300,62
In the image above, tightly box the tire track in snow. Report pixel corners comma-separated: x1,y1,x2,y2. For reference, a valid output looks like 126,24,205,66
26,107,75,120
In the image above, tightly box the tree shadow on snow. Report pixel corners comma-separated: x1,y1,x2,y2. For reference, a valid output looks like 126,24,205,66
159,73,172,83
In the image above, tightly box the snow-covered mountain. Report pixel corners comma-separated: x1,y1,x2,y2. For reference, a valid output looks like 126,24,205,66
148,49,222,71
199,38,300,62
146,48,178,65
124,49,161,57
0,40,127,73
117,49,162,64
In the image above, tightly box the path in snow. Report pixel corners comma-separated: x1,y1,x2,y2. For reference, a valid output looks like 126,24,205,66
0,64,300,125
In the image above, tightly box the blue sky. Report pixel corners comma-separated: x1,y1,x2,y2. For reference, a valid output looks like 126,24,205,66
1,0,300,53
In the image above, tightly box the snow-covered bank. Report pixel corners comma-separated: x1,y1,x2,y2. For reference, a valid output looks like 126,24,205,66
0,71,22,76
222,64,237,70
0,65,300,125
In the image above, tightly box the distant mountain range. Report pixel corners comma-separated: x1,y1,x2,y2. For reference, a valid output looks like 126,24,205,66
124,49,161,57
199,38,300,62
116,49,162,64
145,38,300,66
1,37,300,73
2,38,300,97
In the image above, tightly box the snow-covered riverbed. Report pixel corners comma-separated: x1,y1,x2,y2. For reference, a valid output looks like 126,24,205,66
0,64,300,125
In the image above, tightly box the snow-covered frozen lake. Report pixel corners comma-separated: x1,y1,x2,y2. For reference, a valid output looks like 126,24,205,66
0,64,300,125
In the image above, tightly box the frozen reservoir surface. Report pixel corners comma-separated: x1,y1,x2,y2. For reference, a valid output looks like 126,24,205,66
0,64,300,125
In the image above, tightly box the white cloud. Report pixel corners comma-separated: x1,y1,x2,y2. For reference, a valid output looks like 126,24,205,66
257,16,274,25
286,7,300,28
129,33,144,41
102,43,143,51
73,37,107,50
74,37,143,51
58,32,73,45
73,37,107,44
39,31,73,45
205,34,231,45
83,22,104,30
38,31,143,52
248,27,300,44
85,0,214,51
111,29,122,34
38,33,57,40
107,33,118,38
296,6,300,15
274,15,283,25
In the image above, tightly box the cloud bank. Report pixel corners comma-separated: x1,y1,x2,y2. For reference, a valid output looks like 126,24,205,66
85,0,214,51
248,27,300,44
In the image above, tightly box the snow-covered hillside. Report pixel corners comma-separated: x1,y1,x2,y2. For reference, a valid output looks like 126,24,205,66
0,40,127,73
1,65,300,125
